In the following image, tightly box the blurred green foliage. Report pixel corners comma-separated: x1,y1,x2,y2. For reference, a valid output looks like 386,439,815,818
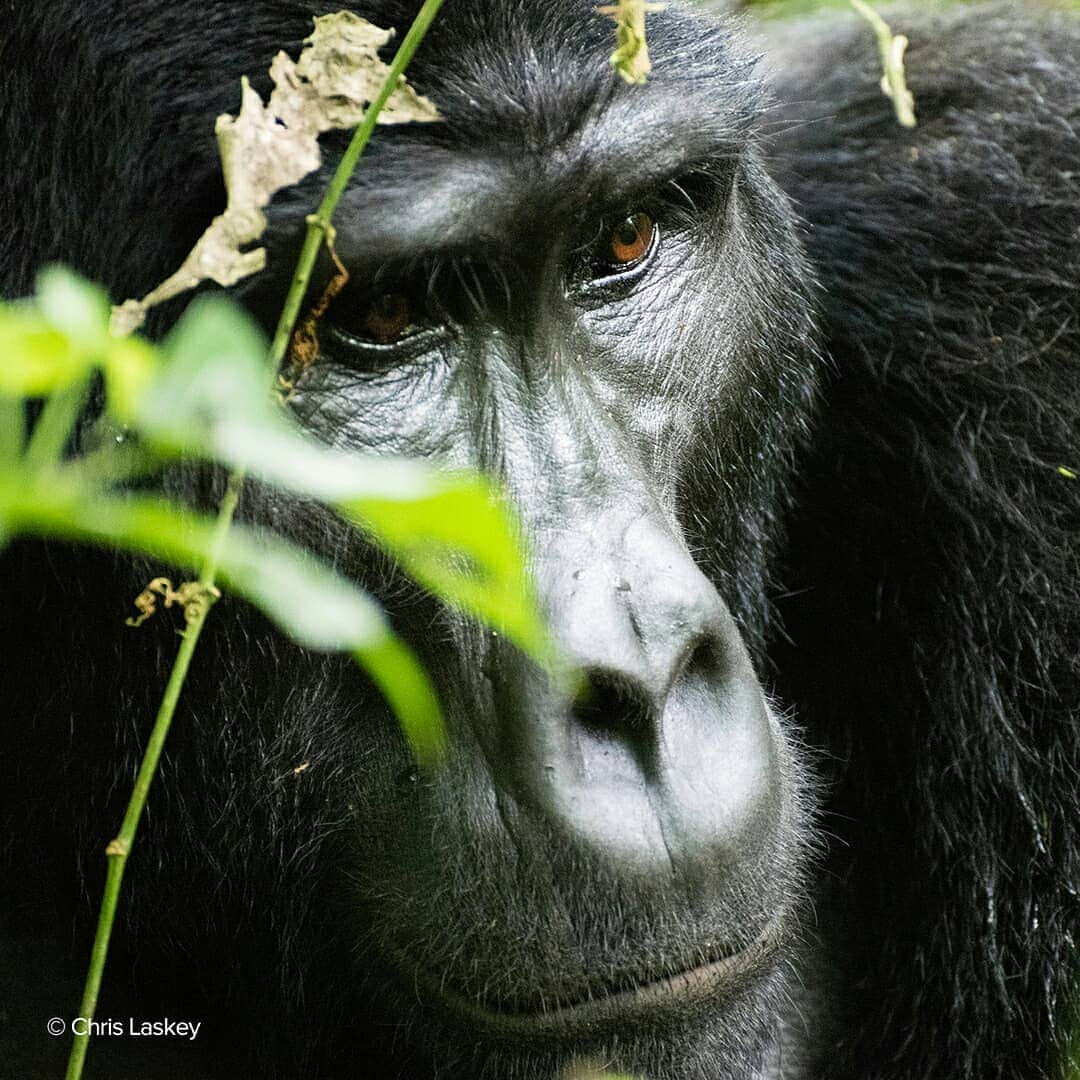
0,268,556,764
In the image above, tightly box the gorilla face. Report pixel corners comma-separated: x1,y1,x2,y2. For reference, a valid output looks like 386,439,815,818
234,5,820,1076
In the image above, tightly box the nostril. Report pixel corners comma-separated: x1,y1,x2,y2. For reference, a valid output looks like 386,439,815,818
678,637,722,687
570,669,654,735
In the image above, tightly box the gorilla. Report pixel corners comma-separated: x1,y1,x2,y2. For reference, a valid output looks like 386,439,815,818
1,1,1078,1078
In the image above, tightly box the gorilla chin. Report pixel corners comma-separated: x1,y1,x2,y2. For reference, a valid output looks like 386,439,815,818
344,580,813,1077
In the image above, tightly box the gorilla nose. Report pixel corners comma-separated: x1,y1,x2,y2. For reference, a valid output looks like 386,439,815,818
557,545,725,725
548,503,732,712
570,641,713,742
497,512,786,884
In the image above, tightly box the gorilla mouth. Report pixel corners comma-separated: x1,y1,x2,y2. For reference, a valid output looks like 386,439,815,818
414,918,782,1042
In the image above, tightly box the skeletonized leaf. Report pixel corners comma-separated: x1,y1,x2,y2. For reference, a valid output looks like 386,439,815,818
271,12,439,130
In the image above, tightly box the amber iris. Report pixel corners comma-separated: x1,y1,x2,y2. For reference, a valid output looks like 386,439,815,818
364,292,413,344
608,212,654,266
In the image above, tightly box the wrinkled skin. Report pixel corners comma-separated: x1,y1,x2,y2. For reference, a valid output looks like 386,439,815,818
1,2,1079,1079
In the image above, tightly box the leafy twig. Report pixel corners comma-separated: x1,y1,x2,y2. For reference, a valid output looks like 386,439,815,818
269,0,447,370
64,472,241,1080
64,4,447,1077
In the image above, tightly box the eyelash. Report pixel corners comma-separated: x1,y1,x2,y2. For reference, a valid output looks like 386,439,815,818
575,165,726,251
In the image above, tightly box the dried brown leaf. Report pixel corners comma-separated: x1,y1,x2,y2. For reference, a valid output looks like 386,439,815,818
111,11,440,336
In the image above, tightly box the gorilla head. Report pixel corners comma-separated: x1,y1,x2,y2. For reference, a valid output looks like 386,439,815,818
242,6,820,1074
2,2,1079,1080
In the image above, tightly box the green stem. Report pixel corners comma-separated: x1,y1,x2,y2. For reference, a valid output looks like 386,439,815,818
24,376,90,473
64,6,446,1078
268,0,448,369
64,472,242,1080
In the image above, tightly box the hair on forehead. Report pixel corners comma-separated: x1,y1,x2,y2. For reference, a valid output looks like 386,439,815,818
247,1,763,265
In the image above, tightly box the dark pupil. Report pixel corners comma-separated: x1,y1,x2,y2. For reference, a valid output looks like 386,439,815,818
616,218,640,246
374,293,407,320
364,292,410,343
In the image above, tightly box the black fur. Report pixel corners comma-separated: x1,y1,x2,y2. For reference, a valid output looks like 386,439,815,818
0,2,1078,1079
766,5,1080,1076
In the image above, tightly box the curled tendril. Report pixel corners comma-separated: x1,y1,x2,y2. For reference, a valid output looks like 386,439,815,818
126,577,222,628
280,243,350,398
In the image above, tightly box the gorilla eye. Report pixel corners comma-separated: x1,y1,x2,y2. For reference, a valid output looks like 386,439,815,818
583,211,659,287
363,292,414,345
607,212,655,268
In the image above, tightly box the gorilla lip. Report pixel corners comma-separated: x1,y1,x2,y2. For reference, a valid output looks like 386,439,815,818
414,918,781,1042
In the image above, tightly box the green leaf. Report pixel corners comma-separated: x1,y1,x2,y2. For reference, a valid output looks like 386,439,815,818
36,266,111,349
355,637,445,764
102,337,159,425
0,278,553,750
0,396,24,461
342,476,553,664
0,306,90,396
140,294,271,454
23,376,92,472
0,474,445,764
0,269,158,425
0,268,112,398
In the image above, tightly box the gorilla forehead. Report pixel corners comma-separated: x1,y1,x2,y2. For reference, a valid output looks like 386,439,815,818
406,0,760,150
107,0,759,138
293,1,762,263
356,0,760,129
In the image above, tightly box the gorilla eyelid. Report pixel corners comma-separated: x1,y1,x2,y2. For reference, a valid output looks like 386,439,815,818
663,160,738,223
584,215,661,289
319,264,449,362
571,163,729,293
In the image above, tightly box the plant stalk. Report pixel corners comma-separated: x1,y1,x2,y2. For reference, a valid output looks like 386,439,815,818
64,472,241,1080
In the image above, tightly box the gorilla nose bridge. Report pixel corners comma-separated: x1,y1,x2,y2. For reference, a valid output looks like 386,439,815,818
564,568,720,696
540,510,728,725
